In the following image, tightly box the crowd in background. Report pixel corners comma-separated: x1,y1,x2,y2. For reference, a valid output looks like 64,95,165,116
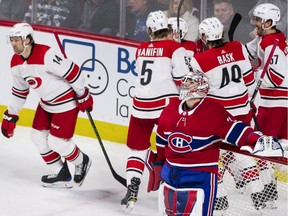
0,0,287,43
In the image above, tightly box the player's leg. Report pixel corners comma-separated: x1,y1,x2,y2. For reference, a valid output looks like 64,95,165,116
214,150,230,214
31,105,72,187
48,107,91,187
255,106,287,208
121,115,158,211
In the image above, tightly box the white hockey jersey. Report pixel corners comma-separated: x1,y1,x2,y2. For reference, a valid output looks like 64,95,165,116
132,39,190,119
190,41,255,116
245,31,288,108
9,44,86,114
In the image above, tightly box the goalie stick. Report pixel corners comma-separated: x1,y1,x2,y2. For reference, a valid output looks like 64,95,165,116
53,32,127,188
176,0,184,43
228,13,242,41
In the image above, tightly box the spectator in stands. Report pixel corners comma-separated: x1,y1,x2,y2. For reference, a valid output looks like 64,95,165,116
0,0,27,21
78,0,119,35
213,0,253,44
62,0,86,29
155,0,170,10
23,0,70,27
125,0,162,41
164,0,199,42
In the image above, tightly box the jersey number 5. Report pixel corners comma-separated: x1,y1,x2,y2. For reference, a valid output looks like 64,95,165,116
140,60,154,86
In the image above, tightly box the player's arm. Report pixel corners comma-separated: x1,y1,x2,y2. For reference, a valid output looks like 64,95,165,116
262,43,287,87
45,49,93,112
171,45,190,86
241,44,256,97
245,36,259,60
215,106,284,157
2,72,29,138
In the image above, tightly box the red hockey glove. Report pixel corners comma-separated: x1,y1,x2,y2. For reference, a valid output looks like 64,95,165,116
145,150,164,193
76,87,93,112
1,110,19,138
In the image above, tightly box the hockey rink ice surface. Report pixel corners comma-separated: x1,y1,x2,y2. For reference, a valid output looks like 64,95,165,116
0,126,287,216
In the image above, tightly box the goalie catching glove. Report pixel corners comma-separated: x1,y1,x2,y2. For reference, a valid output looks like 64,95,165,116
76,87,93,112
145,150,164,192
241,135,284,157
1,110,19,138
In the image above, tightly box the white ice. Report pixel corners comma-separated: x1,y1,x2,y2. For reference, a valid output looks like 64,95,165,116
0,126,158,216
0,126,287,216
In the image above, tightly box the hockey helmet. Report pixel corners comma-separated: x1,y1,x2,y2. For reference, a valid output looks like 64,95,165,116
253,3,280,27
179,70,209,101
8,23,34,40
199,17,223,41
168,17,188,40
146,10,169,33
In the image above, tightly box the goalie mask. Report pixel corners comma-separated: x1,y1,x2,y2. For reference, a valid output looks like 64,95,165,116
179,70,209,101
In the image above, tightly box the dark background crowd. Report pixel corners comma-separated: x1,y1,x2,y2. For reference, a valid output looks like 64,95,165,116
0,0,287,43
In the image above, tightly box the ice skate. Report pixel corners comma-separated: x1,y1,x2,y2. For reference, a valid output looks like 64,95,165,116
121,177,141,213
74,154,92,186
42,160,73,188
251,192,266,210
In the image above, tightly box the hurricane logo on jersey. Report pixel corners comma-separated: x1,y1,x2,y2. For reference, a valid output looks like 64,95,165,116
25,76,42,89
168,132,193,153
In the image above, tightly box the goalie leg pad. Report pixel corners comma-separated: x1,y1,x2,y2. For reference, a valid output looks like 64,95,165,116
162,183,204,216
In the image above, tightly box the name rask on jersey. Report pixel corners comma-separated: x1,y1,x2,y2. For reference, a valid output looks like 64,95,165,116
137,47,164,57
217,52,235,65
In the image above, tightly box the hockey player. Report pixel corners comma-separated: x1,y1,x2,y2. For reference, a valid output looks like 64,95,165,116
121,10,190,212
1,23,93,188
246,3,288,208
146,70,283,216
189,17,268,212
167,17,197,57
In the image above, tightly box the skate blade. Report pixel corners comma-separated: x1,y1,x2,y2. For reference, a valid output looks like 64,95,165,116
75,159,92,187
42,181,73,189
124,200,136,214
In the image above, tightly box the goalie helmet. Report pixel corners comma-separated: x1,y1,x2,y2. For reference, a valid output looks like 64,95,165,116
146,10,168,33
199,17,223,41
179,70,209,101
168,17,188,40
253,3,280,27
8,23,34,40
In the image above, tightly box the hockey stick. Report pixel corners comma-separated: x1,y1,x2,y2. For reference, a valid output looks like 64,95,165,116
228,13,242,41
176,0,184,43
249,39,279,130
86,111,127,187
250,39,279,104
53,32,127,188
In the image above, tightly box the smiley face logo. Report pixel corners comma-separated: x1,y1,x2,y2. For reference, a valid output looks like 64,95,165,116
81,59,109,95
